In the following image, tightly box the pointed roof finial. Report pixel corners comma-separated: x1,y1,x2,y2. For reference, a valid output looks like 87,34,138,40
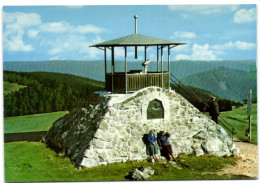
134,15,138,34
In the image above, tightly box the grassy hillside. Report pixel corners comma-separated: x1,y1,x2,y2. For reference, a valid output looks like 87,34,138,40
5,142,250,182
181,67,256,103
4,81,27,95
4,60,256,81
221,104,257,144
4,71,104,117
4,111,68,133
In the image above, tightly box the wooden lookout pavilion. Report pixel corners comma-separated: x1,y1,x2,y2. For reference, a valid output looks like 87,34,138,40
90,15,186,94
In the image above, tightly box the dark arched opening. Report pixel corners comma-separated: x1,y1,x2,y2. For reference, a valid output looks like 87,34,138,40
147,99,164,119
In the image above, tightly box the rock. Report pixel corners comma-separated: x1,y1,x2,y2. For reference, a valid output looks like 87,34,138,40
232,147,240,157
81,158,100,167
194,147,204,156
201,137,230,156
132,167,154,180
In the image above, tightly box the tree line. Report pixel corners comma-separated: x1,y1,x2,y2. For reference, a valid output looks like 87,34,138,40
4,71,105,117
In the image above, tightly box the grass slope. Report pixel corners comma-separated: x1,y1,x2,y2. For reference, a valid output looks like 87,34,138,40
181,67,256,102
4,142,251,182
4,81,27,95
4,111,68,133
221,104,257,144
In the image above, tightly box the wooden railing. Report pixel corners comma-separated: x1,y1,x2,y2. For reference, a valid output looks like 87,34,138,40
106,72,169,93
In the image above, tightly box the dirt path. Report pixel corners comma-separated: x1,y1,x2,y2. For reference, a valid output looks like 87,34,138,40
218,141,258,178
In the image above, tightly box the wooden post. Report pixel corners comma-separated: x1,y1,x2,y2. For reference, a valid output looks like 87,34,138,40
168,45,170,89
157,45,159,72
161,45,163,88
104,47,107,90
247,89,252,141
125,46,127,94
111,46,114,93
249,115,251,141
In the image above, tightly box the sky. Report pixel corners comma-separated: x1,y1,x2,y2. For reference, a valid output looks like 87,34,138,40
2,4,257,61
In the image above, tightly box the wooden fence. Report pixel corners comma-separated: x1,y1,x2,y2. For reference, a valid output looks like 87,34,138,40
106,72,169,93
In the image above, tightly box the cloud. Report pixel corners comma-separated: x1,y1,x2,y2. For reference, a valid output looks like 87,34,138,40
40,21,106,34
168,5,239,14
211,41,234,50
175,40,256,61
27,29,39,38
172,44,189,52
175,54,191,60
233,8,256,23
44,35,105,60
3,12,41,52
40,21,70,33
3,11,106,54
5,37,34,52
175,43,220,61
171,31,196,39
3,12,42,28
234,41,256,50
212,41,256,50
182,14,188,19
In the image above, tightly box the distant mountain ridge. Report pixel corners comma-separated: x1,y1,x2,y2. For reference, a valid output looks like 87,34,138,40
4,60,256,82
180,66,257,102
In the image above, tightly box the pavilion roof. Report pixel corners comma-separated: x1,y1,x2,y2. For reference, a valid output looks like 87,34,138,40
90,33,186,47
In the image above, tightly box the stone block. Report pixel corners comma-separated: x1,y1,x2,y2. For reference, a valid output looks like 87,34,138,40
201,137,224,154
194,147,204,156
81,158,100,167
84,149,95,158
193,130,208,140
98,151,108,161
112,149,128,157
94,129,112,142
99,121,109,131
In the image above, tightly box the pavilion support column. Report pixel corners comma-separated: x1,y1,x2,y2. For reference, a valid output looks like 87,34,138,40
157,45,159,72
124,46,127,94
161,45,163,88
168,45,170,89
104,47,107,90
144,46,147,61
111,46,114,93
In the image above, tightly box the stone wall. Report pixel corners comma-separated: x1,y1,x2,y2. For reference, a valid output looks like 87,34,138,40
44,86,239,168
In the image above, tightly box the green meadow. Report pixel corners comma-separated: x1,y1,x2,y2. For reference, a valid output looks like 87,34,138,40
4,111,68,133
4,142,251,182
220,104,257,144
4,81,27,95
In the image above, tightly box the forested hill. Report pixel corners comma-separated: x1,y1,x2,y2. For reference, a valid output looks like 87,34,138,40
171,84,242,113
181,67,257,103
4,71,105,117
3,60,256,81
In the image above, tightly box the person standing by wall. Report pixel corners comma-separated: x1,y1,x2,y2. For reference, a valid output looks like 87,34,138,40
157,131,177,162
147,129,159,162
209,96,220,124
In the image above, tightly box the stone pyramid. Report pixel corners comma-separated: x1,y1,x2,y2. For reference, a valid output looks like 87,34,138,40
44,86,239,167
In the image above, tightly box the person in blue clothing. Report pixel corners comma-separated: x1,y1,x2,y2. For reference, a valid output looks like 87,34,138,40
147,129,159,162
157,131,176,161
